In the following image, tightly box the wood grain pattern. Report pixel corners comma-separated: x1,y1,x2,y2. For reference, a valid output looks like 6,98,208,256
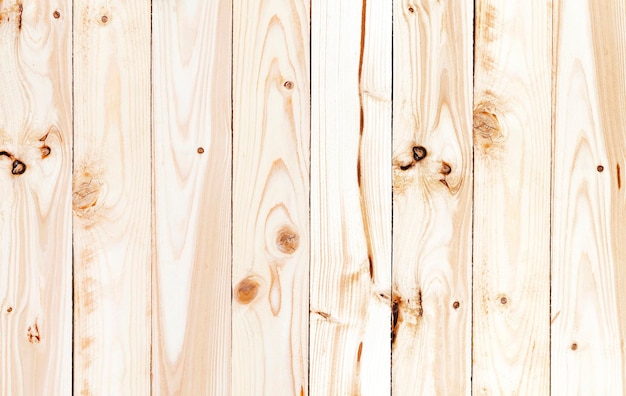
72,1,151,394
0,1,72,394
152,1,232,394
552,0,626,393
232,0,310,394
310,0,391,394
472,0,551,393
391,1,473,394
2,2,626,393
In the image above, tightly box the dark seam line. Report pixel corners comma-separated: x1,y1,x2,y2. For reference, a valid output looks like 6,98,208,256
471,1,477,395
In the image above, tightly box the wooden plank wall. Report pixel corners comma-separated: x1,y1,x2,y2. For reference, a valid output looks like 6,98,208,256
0,0,625,395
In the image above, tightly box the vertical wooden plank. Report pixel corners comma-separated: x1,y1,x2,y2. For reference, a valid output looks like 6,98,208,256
472,0,551,393
232,0,310,394
0,1,72,394
552,0,626,393
152,0,232,394
73,1,151,394
310,0,391,395
391,1,473,394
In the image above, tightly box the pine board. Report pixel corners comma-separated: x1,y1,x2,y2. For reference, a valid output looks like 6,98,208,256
232,0,310,394
552,0,626,393
72,1,151,394
0,1,72,394
310,0,392,395
391,0,473,394
472,0,552,393
152,0,232,394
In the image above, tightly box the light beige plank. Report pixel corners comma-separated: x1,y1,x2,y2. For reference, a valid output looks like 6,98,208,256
152,0,232,394
72,1,151,394
391,1,473,394
552,0,626,393
232,0,310,394
310,0,391,395
0,1,72,394
472,0,551,393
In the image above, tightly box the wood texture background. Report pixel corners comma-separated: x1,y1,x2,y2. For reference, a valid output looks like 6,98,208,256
0,0,625,395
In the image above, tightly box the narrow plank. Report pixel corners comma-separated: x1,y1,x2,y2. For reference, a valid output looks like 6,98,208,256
552,0,626,393
72,1,151,394
232,0,310,394
391,0,473,394
152,0,232,394
310,0,391,394
0,1,72,394
472,0,551,393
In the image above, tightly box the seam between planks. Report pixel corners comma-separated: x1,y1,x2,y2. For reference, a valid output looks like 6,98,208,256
149,0,154,394
542,0,555,387
471,1,476,395
230,0,234,392
71,0,75,393
390,2,394,395
301,0,313,396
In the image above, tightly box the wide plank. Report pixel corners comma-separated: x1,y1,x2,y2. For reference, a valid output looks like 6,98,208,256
391,0,473,394
72,1,151,394
552,0,626,393
310,0,392,394
232,0,310,394
0,1,72,394
151,0,232,394
472,0,551,393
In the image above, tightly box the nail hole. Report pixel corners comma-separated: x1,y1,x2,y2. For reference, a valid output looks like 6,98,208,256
197,147,204,154
6,307,12,313
283,81,294,90
571,343,578,351
53,10,61,19
500,296,507,305
597,165,604,172
452,301,460,309
101,15,108,23
408,7,415,13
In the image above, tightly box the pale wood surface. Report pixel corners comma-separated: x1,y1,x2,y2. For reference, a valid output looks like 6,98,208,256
0,1,72,394
3,1,626,394
552,0,626,393
72,1,151,394
472,0,552,394
391,1,473,394
310,0,391,395
152,0,232,394
232,0,310,394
